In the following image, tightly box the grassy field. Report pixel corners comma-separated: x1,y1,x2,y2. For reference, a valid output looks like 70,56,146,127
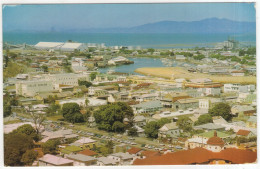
135,67,256,84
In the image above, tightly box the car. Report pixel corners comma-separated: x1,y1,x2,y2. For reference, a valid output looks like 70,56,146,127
131,142,137,145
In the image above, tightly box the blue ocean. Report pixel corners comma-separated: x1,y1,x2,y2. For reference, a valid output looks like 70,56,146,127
3,32,256,49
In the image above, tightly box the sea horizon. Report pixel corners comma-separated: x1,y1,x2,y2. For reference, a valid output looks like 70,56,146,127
3,32,256,49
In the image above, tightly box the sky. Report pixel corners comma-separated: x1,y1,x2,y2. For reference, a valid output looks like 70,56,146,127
3,3,256,31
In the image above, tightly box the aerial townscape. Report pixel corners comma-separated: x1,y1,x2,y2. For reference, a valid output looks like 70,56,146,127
2,3,257,167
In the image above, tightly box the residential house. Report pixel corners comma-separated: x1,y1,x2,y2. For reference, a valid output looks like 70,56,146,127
38,154,74,166
96,157,119,166
66,154,97,166
231,105,256,116
158,122,180,140
133,125,145,137
73,137,97,149
127,147,143,156
246,116,257,128
133,115,146,127
236,129,255,138
108,152,136,165
78,149,98,157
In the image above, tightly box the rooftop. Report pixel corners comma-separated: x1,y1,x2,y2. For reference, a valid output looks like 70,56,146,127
39,154,73,165
67,154,96,162
133,148,257,165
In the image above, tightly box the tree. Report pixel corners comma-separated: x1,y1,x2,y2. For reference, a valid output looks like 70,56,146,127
42,139,60,155
112,121,125,133
128,127,138,137
78,80,92,88
85,98,89,107
106,140,114,154
176,116,193,132
10,97,18,106
29,112,46,136
209,103,232,121
46,103,60,115
90,72,97,81
62,103,84,123
41,65,48,72
14,124,39,141
4,133,34,166
45,95,58,104
83,109,91,122
94,102,133,132
4,104,12,117
144,121,160,138
147,48,155,53
157,118,171,127
194,114,213,126
21,150,38,166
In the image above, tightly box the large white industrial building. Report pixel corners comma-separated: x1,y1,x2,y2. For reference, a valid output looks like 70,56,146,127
34,42,86,52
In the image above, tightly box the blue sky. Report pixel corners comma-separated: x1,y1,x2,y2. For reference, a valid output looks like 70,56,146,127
3,3,256,31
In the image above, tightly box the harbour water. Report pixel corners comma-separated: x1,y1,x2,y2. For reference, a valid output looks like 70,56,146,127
3,32,256,48
98,57,193,74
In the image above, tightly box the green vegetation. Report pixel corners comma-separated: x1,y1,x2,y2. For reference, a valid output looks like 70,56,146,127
194,114,213,126
41,65,48,72
4,130,36,166
176,116,193,132
21,150,38,166
98,140,114,156
144,118,171,138
128,127,138,137
90,72,98,81
42,139,61,155
62,103,85,123
4,92,18,117
3,61,26,80
144,121,159,138
45,103,61,116
210,53,255,66
193,54,205,60
239,47,256,56
13,124,39,141
94,102,134,133
78,80,92,88
209,102,232,121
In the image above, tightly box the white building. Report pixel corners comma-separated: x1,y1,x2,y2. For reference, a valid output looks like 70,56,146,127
35,42,64,50
44,73,90,90
57,97,107,107
60,43,86,52
16,80,53,97
35,42,86,52
175,55,186,60
224,84,255,93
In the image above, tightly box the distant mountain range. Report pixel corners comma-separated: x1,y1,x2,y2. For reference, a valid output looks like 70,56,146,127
82,18,255,33
5,18,256,34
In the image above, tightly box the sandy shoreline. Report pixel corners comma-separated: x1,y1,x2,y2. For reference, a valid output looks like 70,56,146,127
135,67,256,84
